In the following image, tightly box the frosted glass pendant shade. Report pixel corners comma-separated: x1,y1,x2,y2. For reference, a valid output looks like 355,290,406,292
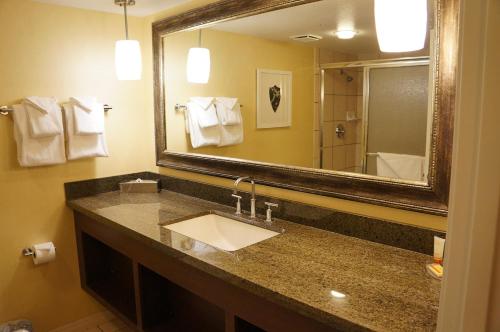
115,40,142,80
374,0,427,53
187,47,211,84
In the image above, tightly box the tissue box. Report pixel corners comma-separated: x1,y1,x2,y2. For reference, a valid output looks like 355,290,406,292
120,179,159,193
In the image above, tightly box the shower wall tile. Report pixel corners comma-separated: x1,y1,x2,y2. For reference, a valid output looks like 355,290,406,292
332,145,347,170
345,144,358,168
324,72,334,94
333,72,347,95
323,95,334,122
347,96,357,115
323,122,334,147
333,95,347,121
345,121,360,145
356,96,364,118
355,143,362,166
356,70,364,94
322,147,333,169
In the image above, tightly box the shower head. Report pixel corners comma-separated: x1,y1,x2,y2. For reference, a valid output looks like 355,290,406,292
340,69,354,82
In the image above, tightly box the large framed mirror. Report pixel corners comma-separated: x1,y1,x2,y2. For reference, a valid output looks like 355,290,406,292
153,0,458,216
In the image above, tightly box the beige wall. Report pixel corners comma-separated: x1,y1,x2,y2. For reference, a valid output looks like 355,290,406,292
0,0,450,330
164,28,315,167
0,0,155,330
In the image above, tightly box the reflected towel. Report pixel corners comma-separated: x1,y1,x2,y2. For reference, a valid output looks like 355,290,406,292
215,97,243,147
215,97,242,125
189,97,218,128
63,103,109,160
12,104,66,167
70,97,105,135
376,152,425,181
23,97,62,138
186,101,220,148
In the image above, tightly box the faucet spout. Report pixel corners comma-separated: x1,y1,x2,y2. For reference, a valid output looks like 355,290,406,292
233,176,256,218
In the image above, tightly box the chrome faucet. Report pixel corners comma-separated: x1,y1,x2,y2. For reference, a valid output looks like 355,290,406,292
233,176,256,218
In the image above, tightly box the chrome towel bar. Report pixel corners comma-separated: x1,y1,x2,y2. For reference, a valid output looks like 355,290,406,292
175,103,243,112
1,104,113,116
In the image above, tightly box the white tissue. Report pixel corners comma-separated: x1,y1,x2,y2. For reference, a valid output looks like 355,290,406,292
32,242,56,265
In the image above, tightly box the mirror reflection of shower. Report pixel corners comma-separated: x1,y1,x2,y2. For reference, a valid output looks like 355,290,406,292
319,58,431,182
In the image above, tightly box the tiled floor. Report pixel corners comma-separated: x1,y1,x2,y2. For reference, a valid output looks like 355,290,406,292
50,312,134,332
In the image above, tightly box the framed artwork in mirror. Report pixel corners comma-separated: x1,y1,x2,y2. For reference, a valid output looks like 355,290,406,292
256,69,292,129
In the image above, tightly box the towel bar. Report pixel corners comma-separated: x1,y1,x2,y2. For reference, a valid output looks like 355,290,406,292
175,103,244,112
1,104,113,116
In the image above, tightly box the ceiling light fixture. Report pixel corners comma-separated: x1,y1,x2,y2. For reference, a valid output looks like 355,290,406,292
187,30,211,84
114,0,142,80
374,0,427,52
335,30,357,40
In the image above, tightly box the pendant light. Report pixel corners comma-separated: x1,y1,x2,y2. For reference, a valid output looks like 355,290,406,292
187,30,211,84
115,0,142,80
374,0,427,53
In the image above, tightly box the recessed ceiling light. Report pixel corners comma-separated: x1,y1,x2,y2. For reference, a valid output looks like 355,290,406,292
330,290,347,298
335,30,357,40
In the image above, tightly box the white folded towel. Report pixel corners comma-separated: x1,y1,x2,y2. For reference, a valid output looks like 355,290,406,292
70,97,105,135
23,97,62,138
12,104,66,167
215,97,242,125
376,152,425,181
189,97,218,128
215,97,243,147
186,102,220,148
63,103,109,160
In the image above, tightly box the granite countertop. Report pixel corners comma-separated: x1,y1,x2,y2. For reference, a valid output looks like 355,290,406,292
68,190,440,332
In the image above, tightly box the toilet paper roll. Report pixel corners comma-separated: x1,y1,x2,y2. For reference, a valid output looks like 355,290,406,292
32,242,56,265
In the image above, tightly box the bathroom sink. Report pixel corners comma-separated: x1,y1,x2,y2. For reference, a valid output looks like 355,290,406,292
162,213,280,252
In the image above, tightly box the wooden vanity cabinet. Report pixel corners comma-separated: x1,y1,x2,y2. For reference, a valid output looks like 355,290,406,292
74,212,339,332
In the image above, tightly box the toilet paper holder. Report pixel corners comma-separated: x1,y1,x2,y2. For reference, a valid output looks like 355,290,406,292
22,248,34,256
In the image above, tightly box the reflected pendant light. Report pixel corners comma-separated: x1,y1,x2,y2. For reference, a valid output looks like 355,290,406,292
374,0,427,53
187,30,211,84
115,0,142,80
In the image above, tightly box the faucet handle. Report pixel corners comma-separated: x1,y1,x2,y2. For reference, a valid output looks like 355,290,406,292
264,202,279,223
232,194,242,215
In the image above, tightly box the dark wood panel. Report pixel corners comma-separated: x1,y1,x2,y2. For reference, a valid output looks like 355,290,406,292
152,0,459,216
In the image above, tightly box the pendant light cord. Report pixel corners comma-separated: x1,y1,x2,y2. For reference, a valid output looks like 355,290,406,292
123,1,129,40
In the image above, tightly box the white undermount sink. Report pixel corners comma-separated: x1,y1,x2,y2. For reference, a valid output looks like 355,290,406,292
163,213,280,252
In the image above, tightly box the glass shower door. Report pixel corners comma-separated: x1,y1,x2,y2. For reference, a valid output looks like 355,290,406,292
363,64,430,180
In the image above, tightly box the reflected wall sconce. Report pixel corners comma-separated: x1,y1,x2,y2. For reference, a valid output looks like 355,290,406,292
374,0,427,52
187,30,211,84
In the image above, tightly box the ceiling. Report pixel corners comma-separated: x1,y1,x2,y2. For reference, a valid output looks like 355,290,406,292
33,0,190,17
211,0,432,56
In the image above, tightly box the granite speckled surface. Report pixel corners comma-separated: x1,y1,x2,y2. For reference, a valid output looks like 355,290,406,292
65,172,445,255
68,190,441,332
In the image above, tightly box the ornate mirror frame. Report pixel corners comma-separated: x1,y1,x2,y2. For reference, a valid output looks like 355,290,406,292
153,0,459,216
